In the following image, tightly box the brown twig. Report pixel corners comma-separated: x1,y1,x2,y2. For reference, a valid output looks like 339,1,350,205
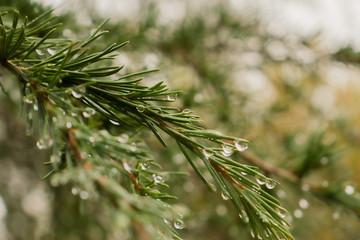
240,151,299,183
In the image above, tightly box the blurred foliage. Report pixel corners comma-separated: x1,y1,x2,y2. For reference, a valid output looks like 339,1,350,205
1,0,360,240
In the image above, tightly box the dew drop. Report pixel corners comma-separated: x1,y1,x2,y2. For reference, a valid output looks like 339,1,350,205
201,149,213,159
257,234,262,240
163,218,170,224
182,109,191,114
50,154,61,163
239,210,249,223
141,162,149,170
153,174,164,184
80,191,89,200
109,119,120,125
173,219,184,229
71,112,78,117
234,140,248,152
299,198,309,209
82,109,96,118
276,208,287,218
294,209,303,218
221,144,234,157
66,122,72,129
36,137,53,150
130,143,137,152
221,192,230,200
345,185,355,195
35,49,44,56
47,48,56,55
320,157,329,165
250,230,255,238
265,180,276,189
71,187,78,195
167,94,177,101
116,134,129,143
24,97,33,104
123,162,131,172
33,104,39,111
71,87,86,99
256,176,266,185
89,136,95,143
136,105,145,112
301,183,310,192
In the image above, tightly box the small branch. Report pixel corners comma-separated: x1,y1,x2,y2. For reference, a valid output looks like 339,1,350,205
240,151,299,183
67,129,83,162
211,161,244,190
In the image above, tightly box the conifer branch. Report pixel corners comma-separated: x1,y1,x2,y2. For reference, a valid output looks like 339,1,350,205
0,10,295,239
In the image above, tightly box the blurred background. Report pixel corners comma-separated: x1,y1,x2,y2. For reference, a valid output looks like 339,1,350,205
1,0,360,239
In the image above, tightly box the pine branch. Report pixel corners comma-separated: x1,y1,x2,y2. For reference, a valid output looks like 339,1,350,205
0,10,295,239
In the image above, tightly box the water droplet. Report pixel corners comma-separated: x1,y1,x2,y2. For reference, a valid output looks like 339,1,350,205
116,134,129,143
167,94,177,101
109,119,120,125
201,149,213,159
136,105,145,112
221,192,230,200
294,209,303,218
50,154,61,163
47,48,56,55
141,162,149,170
256,176,266,185
71,87,86,98
35,49,44,56
36,137,53,150
173,219,184,229
130,143,137,152
299,198,309,209
71,112,78,117
241,172,248,176
163,218,170,224
265,180,276,189
33,104,39,111
250,230,255,238
123,162,131,172
80,191,89,200
23,97,33,104
239,210,249,223
257,234,262,240
345,185,355,195
82,109,96,118
276,208,287,218
66,122,72,129
320,157,329,165
89,136,95,143
182,109,191,114
153,174,164,184
221,144,234,157
52,117,57,123
71,187,78,195
234,140,248,152
301,183,310,192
